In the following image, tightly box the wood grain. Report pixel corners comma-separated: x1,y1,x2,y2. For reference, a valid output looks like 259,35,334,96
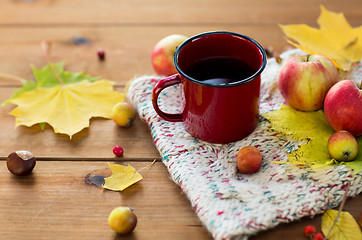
0,0,361,239
0,161,361,240
0,0,361,25
0,161,210,240
0,87,160,159
0,25,290,86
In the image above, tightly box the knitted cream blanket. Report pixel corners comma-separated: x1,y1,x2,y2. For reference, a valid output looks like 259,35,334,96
127,49,362,240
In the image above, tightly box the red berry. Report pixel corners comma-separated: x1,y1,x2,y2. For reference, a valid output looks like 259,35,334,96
313,233,324,240
97,49,105,61
113,146,124,157
304,225,316,235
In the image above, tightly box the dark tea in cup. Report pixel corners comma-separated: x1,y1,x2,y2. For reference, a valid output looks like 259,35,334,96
184,56,256,85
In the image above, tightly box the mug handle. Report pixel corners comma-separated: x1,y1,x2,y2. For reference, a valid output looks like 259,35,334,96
152,74,183,122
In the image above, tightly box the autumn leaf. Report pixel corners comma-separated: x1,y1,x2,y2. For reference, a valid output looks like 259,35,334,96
4,62,100,101
280,5,362,71
3,62,126,138
8,80,125,138
103,163,143,191
262,104,362,172
321,210,362,240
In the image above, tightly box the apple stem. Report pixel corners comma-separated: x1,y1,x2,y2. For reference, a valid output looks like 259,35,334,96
41,40,64,86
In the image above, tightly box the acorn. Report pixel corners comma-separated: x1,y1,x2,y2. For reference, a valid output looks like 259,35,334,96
7,150,36,176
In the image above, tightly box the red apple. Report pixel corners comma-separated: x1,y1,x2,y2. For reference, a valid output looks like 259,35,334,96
278,54,338,111
324,80,362,136
151,34,188,76
327,130,359,162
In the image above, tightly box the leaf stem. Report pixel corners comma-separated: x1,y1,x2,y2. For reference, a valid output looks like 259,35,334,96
41,40,64,85
137,159,157,173
0,72,28,84
324,182,351,239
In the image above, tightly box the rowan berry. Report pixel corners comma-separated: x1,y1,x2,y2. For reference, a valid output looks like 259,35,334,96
113,146,124,157
304,225,316,236
97,49,105,61
313,233,324,240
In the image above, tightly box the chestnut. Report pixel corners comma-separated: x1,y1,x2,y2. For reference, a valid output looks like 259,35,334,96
7,150,36,176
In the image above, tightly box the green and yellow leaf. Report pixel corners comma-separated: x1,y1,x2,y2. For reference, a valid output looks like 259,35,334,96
3,62,100,102
3,62,125,138
262,104,362,172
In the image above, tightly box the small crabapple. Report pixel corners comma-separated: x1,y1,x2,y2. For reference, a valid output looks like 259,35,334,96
108,206,137,234
111,102,136,127
237,146,262,174
327,130,358,162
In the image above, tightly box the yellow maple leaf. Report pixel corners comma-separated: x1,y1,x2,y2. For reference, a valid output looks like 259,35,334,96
103,163,143,191
280,5,362,71
321,210,362,240
7,79,125,138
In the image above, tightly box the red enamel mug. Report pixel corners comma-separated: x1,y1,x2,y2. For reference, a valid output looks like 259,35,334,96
152,31,267,143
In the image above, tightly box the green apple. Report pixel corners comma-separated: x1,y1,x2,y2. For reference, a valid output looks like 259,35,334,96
327,130,359,162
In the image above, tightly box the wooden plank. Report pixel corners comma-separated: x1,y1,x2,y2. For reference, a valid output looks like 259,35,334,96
0,24,287,160
0,161,211,240
0,0,360,25
1,160,361,240
0,87,160,159
0,25,293,86
0,1,360,240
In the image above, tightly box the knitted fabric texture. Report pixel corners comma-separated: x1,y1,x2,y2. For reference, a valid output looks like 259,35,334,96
127,49,362,240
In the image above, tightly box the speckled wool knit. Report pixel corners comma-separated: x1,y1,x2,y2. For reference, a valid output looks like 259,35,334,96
127,49,362,240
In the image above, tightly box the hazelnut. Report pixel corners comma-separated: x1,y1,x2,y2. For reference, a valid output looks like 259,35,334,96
7,150,36,176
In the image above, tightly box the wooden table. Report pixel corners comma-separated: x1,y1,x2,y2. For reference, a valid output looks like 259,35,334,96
0,1,361,239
